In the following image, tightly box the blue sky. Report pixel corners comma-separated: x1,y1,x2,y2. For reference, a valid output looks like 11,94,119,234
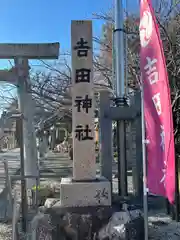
0,1,111,51
0,0,139,56
0,0,139,111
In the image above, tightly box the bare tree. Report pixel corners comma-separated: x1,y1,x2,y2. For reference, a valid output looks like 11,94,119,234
31,56,72,112
2,0,180,126
0,83,16,112
89,1,180,157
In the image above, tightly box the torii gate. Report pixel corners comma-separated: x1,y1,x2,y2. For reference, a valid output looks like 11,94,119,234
0,43,59,188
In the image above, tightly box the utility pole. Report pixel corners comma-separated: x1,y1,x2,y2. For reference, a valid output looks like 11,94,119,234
114,0,128,196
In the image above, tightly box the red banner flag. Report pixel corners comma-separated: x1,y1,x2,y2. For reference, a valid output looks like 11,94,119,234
139,0,175,203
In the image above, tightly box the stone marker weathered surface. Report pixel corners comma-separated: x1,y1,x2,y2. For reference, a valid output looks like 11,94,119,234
60,20,111,207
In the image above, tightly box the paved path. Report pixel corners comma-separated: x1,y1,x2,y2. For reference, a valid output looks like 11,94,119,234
42,151,134,193
0,149,72,193
40,151,72,176
0,148,133,194
0,149,71,189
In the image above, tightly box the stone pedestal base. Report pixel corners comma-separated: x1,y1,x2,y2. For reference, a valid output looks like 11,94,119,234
42,205,112,240
60,177,111,207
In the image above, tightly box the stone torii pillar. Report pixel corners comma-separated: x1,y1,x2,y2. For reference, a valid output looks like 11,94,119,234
51,126,56,150
0,43,59,188
60,21,111,207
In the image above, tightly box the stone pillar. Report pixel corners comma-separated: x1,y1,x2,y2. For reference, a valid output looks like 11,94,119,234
7,135,9,149
51,127,56,150
60,20,111,208
9,134,11,149
39,132,48,158
16,58,38,189
56,128,59,143
43,131,48,154
12,132,16,148
99,90,113,183
38,137,44,159
36,137,40,159
132,91,143,200
71,23,96,181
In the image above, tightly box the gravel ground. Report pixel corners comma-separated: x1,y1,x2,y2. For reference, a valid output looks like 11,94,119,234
0,223,12,240
148,211,180,240
0,172,179,239
0,179,60,240
0,212,180,240
1,181,180,240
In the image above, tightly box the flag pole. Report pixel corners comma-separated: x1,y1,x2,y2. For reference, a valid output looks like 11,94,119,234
140,83,149,240
114,0,128,197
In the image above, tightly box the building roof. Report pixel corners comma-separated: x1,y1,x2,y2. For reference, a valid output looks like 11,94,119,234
0,110,17,133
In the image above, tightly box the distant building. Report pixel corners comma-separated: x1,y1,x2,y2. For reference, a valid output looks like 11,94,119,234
0,110,17,150
35,110,72,149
